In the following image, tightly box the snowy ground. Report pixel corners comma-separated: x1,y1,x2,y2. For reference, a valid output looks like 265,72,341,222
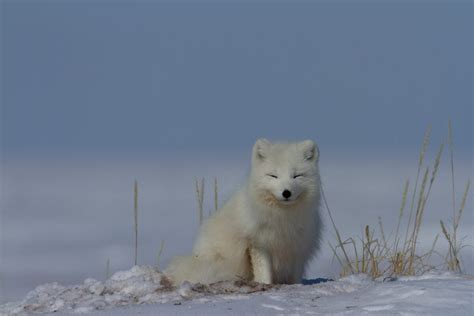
1,266,473,315
1,152,473,313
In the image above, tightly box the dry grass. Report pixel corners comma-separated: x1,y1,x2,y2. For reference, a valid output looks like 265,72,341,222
129,181,167,272
134,180,139,266
440,121,471,273
214,177,219,213
105,258,111,279
326,124,471,278
195,177,205,225
195,177,220,225
156,239,166,270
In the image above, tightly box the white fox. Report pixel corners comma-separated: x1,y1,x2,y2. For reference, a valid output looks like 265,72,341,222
165,139,322,285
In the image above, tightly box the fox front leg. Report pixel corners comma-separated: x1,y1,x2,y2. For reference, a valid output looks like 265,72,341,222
250,247,272,284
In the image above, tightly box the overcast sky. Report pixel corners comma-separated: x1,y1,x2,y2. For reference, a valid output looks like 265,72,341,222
2,1,472,160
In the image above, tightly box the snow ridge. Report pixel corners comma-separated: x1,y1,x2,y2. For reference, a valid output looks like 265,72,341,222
1,267,473,315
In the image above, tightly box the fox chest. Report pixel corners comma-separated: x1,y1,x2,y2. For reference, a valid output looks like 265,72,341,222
253,219,314,260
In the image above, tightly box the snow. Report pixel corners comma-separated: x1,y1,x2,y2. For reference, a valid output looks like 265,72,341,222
0,266,173,315
2,158,472,303
1,156,472,314
1,267,473,315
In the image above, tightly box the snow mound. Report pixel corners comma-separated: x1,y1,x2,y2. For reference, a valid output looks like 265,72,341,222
0,265,334,315
0,266,174,315
2,267,472,315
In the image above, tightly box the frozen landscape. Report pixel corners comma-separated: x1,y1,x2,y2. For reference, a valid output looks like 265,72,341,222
1,152,472,315
1,266,473,315
3,1,472,315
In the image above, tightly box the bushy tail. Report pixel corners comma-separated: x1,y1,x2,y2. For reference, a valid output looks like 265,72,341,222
164,255,239,286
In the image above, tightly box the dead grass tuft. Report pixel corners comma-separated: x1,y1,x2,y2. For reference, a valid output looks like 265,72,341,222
325,124,471,278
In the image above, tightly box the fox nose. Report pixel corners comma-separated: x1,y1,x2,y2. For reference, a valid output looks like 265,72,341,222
282,190,292,199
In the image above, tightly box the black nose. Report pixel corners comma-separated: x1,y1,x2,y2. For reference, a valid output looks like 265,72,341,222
282,190,292,199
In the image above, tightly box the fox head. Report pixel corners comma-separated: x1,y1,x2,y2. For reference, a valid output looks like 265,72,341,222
249,139,320,208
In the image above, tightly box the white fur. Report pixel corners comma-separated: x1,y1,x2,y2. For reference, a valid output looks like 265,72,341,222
165,139,322,285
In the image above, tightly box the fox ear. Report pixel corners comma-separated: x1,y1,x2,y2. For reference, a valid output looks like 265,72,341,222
301,140,319,162
253,138,271,161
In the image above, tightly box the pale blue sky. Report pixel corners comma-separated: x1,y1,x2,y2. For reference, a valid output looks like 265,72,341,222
2,1,472,159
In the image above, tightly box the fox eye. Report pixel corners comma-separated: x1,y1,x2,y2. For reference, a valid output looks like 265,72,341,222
293,174,303,179
267,174,278,179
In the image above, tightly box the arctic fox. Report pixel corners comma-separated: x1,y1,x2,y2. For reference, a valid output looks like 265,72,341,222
165,139,322,285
